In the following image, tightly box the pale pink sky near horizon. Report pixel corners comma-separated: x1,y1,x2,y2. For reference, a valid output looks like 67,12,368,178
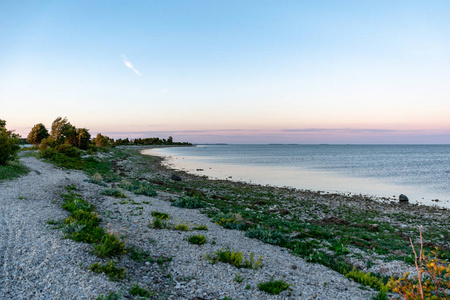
2,1,450,144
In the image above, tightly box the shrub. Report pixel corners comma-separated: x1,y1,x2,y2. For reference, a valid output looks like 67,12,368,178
173,218,191,231
92,230,125,258
213,212,247,230
187,234,207,245
151,216,172,229
257,278,290,295
345,268,388,293
387,227,450,299
89,260,126,281
134,184,157,197
130,284,154,297
245,225,287,245
151,211,170,220
171,196,205,209
95,292,122,300
193,224,208,230
0,120,21,165
205,248,263,269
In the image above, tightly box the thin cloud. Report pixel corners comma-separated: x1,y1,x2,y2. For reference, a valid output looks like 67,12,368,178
122,55,142,76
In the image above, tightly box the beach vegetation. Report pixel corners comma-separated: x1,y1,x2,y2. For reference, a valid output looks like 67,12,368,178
245,225,287,245
151,211,170,220
192,224,208,230
187,234,207,245
234,273,245,283
129,284,155,297
89,260,126,281
0,119,21,166
26,123,49,145
0,160,28,181
92,227,126,258
205,248,263,269
173,218,191,231
171,196,205,209
257,278,290,295
95,292,122,300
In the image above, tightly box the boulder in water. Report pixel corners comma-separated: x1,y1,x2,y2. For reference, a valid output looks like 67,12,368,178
399,194,409,202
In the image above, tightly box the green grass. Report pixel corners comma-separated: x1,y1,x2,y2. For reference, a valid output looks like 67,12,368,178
89,260,126,281
150,211,170,220
0,160,28,181
129,284,155,297
257,278,290,295
187,234,207,245
192,224,208,230
92,231,126,258
171,196,205,209
205,248,263,269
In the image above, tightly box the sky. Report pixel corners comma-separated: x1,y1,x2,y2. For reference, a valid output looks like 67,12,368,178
1,0,450,144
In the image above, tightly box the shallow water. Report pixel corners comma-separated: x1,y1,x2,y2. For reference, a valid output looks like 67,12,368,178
142,144,450,208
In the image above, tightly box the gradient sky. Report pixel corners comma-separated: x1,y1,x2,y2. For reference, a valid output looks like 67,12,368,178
1,0,450,143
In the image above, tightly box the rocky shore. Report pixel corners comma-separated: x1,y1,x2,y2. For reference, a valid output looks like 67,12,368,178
1,148,449,299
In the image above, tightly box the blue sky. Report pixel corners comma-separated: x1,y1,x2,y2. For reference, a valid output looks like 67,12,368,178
1,0,450,143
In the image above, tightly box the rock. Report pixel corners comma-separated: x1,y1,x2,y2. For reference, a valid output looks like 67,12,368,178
399,194,409,202
171,174,182,181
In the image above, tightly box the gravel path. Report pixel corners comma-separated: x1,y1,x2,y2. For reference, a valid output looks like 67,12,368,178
0,157,118,300
0,156,378,299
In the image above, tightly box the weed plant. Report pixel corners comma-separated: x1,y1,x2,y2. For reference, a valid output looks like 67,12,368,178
92,230,126,258
95,292,122,300
151,211,170,220
173,218,191,231
89,260,126,281
257,278,290,295
205,248,263,269
187,234,207,245
234,273,245,283
130,284,155,297
192,224,208,230
0,161,28,181
171,196,205,209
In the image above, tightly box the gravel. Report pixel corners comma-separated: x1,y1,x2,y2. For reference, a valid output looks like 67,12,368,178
0,155,378,299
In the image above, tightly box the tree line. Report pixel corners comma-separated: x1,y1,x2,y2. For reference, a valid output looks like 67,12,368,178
0,117,191,166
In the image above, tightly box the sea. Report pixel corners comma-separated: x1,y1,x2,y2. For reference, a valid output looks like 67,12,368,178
142,144,450,208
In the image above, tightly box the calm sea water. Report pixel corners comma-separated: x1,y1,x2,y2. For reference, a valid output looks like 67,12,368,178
143,145,450,208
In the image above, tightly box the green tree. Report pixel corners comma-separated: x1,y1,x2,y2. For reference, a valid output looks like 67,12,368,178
50,117,76,145
26,123,49,145
0,119,21,165
76,128,90,150
93,133,111,147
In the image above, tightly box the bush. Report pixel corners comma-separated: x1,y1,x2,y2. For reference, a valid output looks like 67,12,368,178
0,120,21,165
258,278,290,295
171,196,205,209
205,248,263,269
89,260,126,281
187,234,207,245
129,284,154,297
92,231,125,258
150,211,170,220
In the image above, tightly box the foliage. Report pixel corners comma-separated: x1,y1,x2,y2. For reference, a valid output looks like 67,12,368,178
150,211,170,220
234,273,245,283
187,234,207,245
92,229,126,258
245,225,287,245
171,196,205,209
76,128,91,150
129,284,155,297
93,133,111,147
133,184,157,197
213,212,248,230
151,216,172,229
26,123,49,145
50,116,77,145
192,224,208,230
0,160,28,181
387,228,450,299
345,268,388,293
89,260,126,281
173,218,192,231
101,188,127,198
205,248,263,269
0,119,21,165
257,278,290,295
